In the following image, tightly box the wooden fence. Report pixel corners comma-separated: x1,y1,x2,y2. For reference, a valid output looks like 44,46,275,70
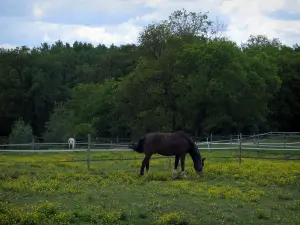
1,132,300,169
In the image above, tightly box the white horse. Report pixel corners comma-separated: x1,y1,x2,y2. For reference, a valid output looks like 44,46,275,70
68,137,76,149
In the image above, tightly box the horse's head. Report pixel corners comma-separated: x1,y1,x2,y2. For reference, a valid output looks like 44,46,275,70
128,136,145,153
193,157,206,174
128,143,136,149
128,143,140,151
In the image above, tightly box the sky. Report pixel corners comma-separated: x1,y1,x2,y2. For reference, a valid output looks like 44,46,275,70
0,0,300,49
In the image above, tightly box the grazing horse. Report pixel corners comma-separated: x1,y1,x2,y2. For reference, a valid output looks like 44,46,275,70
129,131,206,178
68,137,76,149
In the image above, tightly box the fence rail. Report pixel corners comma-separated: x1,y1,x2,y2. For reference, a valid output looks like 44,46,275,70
1,132,300,169
2,132,300,151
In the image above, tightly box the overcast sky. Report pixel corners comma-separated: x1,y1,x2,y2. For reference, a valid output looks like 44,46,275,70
1,0,300,49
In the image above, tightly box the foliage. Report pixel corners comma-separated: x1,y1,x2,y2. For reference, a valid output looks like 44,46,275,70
0,8,300,139
42,103,74,142
68,79,118,137
8,119,33,144
154,211,189,225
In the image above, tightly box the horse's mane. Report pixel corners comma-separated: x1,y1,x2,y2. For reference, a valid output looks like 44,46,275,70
174,131,200,156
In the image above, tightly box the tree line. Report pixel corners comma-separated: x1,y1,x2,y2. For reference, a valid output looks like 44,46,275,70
1,9,300,143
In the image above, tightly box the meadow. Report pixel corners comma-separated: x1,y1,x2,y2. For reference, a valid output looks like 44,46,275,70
0,148,300,225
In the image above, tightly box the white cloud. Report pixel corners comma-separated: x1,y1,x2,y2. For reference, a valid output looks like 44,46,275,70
218,0,300,45
32,3,44,18
43,32,50,42
30,20,142,46
68,23,141,45
0,43,17,49
0,0,299,48
126,0,300,46
283,0,300,13
31,0,147,16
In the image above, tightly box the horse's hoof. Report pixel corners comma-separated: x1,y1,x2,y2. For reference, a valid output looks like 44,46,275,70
180,172,187,178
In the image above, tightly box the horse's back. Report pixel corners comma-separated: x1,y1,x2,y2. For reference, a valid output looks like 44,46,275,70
143,131,191,156
68,138,75,144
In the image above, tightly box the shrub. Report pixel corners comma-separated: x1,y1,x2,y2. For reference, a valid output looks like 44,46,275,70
8,119,33,144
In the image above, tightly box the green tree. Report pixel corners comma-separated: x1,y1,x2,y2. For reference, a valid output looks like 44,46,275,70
43,103,74,142
269,45,300,131
8,119,33,144
1,9,300,140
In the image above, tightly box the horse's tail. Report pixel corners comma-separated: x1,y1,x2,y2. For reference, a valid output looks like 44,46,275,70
130,136,146,153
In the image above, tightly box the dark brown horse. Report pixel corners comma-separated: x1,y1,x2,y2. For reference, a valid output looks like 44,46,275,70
128,131,206,178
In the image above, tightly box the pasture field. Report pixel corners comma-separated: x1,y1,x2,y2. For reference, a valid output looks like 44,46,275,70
0,149,300,225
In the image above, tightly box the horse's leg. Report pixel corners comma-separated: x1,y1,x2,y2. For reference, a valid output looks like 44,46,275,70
140,155,151,176
146,156,151,174
180,155,187,177
172,155,180,179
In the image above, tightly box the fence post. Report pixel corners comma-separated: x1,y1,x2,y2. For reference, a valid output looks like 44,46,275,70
239,133,242,166
284,133,287,148
257,141,260,156
206,137,210,151
32,138,35,151
87,134,91,170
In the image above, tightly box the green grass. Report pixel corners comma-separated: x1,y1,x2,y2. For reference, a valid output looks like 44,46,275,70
0,150,300,225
